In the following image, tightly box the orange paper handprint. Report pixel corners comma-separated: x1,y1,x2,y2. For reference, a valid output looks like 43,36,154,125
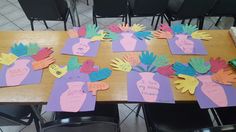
212,69,236,85
123,53,140,66
153,30,173,39
32,56,55,70
119,23,130,32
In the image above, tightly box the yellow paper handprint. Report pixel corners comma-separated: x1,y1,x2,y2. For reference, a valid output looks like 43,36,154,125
191,31,212,40
0,53,18,65
49,64,68,78
91,31,107,41
130,24,145,32
110,58,132,72
174,74,199,94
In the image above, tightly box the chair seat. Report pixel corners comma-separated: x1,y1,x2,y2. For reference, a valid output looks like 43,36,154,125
0,105,32,119
143,103,213,132
215,107,236,125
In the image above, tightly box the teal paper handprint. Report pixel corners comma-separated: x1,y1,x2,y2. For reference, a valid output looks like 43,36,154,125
134,31,153,40
183,24,198,35
171,24,183,34
153,55,169,68
67,56,81,71
189,58,211,74
26,43,40,56
11,43,28,57
173,62,196,76
139,51,156,65
105,31,119,41
85,24,100,38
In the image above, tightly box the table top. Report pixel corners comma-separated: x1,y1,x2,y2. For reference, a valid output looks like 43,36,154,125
0,30,235,104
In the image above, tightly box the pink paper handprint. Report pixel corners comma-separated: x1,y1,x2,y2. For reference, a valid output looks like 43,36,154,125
175,34,194,54
157,65,175,78
72,38,91,56
80,60,98,74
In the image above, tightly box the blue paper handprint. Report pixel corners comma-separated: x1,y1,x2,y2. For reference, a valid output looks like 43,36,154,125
11,43,28,57
89,68,112,82
134,31,153,40
171,24,183,34
139,51,156,65
173,62,196,76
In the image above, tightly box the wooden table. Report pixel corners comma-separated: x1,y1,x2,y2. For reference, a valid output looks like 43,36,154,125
0,30,236,104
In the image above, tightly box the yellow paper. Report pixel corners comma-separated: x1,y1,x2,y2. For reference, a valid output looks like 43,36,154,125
191,31,212,40
130,24,145,32
91,31,106,41
110,58,132,72
49,64,67,78
174,74,199,94
0,53,18,65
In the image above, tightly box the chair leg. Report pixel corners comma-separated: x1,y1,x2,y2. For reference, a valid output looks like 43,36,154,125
234,17,236,26
136,104,141,117
181,19,185,24
154,15,160,30
43,20,48,29
199,17,205,30
86,0,89,5
215,16,222,26
122,16,124,22
128,15,131,26
125,16,128,25
163,14,171,26
188,18,192,25
33,116,40,132
161,15,163,24
64,20,67,31
151,16,155,26
69,10,75,26
30,20,34,31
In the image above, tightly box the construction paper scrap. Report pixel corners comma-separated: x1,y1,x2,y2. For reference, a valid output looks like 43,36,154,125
174,74,199,94
195,75,236,108
191,31,212,40
32,47,53,61
134,31,152,40
153,55,169,68
111,58,132,72
209,57,228,73
46,70,96,112
167,35,207,55
105,31,119,41
89,68,112,82
0,56,42,87
49,64,67,78
75,26,86,37
119,23,130,32
189,58,211,74
128,71,175,103
67,29,79,38
0,53,18,66
26,43,40,56
157,65,175,77
80,60,98,74
108,24,122,33
123,53,140,67
173,62,196,76
32,56,55,70
159,23,173,34
153,30,173,39
67,56,81,71
171,24,183,34
85,24,100,39
112,32,147,52
62,38,100,57
183,24,198,35
229,59,236,69
87,81,109,95
130,24,145,32
212,69,236,85
11,43,28,57
91,31,106,41
140,51,156,65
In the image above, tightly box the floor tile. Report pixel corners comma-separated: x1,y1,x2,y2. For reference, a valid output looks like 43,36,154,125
12,16,30,28
4,9,25,21
22,21,47,31
77,2,92,13
118,104,133,124
41,21,61,27
124,103,138,110
51,22,73,31
0,4,18,15
13,1,22,9
20,123,36,132
81,8,92,19
0,125,25,132
0,22,20,31
138,18,154,30
95,18,119,26
42,111,54,122
0,0,10,9
78,14,91,25
0,15,10,26
7,0,19,3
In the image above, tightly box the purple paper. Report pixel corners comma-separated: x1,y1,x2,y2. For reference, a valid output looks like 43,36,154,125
127,70,175,103
195,74,236,109
112,32,147,52
61,38,100,57
0,56,42,87
167,35,207,55
46,70,96,112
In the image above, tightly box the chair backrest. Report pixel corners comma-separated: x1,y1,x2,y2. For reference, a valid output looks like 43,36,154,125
209,0,236,16
176,0,217,18
18,0,68,21
93,0,128,17
130,0,169,16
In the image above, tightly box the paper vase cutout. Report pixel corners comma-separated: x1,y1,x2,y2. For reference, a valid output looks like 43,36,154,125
128,70,175,103
195,74,236,109
46,70,96,112
112,32,147,52
0,56,42,87
167,35,207,55
61,38,100,57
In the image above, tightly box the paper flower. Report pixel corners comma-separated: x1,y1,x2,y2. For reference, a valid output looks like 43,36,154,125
173,62,196,76
0,53,18,65
130,24,145,32
85,24,100,38
110,58,132,72
212,69,236,85
134,31,153,40
26,43,40,56
174,74,199,94
11,43,28,57
189,58,211,74
183,24,198,35
139,51,156,65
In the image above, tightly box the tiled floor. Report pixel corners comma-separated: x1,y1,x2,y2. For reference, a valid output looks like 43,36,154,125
0,0,234,131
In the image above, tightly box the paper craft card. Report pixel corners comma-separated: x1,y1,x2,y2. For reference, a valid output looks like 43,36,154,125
112,32,148,52
195,74,236,109
61,38,100,57
0,56,42,87
167,34,207,55
127,70,175,103
46,70,96,112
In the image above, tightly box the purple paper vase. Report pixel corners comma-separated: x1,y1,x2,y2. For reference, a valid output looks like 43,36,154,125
127,70,175,103
167,35,207,55
46,70,96,112
61,38,100,57
0,56,42,87
112,32,147,52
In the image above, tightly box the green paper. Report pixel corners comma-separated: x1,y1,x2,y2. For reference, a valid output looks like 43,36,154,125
85,24,100,39
67,56,81,71
229,59,236,69
27,43,40,56
183,24,198,35
189,58,211,74
153,55,169,68
139,51,156,65
105,31,119,40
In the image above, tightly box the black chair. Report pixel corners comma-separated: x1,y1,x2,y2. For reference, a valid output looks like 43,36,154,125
213,107,236,126
128,0,169,29
208,0,236,27
0,105,41,132
18,0,74,31
93,0,128,26
165,0,217,29
195,124,236,132
42,103,120,132
142,103,213,132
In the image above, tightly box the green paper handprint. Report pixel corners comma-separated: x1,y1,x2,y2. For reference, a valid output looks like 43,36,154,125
105,31,119,41
189,58,211,74
27,43,40,56
153,55,169,68
67,56,81,71
85,24,100,38
139,51,156,65
183,24,198,35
